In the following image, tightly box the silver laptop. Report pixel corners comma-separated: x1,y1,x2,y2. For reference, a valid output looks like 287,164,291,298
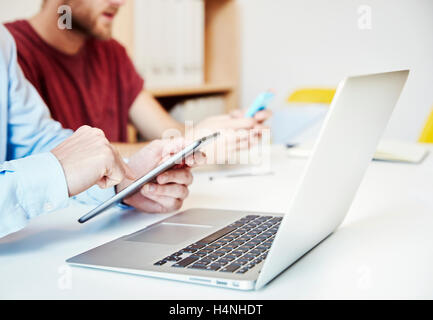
67,70,409,290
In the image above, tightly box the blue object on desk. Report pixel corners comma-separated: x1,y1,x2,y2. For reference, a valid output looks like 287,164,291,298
245,90,275,117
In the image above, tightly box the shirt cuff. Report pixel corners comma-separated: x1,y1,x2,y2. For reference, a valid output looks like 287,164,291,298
13,152,69,219
72,184,133,211
72,184,116,206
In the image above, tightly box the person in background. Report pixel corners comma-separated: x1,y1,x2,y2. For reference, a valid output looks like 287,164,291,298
0,25,203,239
5,0,272,157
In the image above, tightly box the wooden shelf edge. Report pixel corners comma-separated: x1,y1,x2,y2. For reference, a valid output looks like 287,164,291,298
147,83,235,98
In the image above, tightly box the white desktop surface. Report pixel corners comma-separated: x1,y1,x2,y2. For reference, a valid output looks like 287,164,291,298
1,145,433,299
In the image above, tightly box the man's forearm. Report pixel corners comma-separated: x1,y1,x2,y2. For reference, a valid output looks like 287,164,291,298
112,142,149,158
129,91,185,141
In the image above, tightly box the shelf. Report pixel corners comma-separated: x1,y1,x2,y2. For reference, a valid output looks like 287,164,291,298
113,0,240,143
147,83,235,98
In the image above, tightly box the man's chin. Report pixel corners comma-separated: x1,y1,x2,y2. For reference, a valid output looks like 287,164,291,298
89,20,113,40
91,29,113,40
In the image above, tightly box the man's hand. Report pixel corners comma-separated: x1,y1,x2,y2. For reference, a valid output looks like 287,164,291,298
51,126,136,197
116,138,206,213
230,109,272,127
193,109,272,153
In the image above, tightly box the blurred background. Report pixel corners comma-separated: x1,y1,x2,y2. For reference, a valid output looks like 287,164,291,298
1,0,432,143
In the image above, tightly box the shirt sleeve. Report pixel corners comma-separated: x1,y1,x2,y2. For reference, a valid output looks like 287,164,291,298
72,185,117,206
0,152,69,238
6,30,72,160
0,27,120,238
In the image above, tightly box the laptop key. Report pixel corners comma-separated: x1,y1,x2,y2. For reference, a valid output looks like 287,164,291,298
236,268,249,274
212,250,226,257
237,237,250,242
166,256,182,262
231,241,245,246
215,259,231,266
242,254,256,260
172,256,200,268
220,237,233,242
154,260,167,266
190,243,206,249
189,264,207,270
236,249,250,255
249,249,264,255
194,251,208,257
220,263,242,273
199,248,214,254
206,245,222,250
207,264,222,271
197,259,212,265
254,258,263,264
196,227,237,245
235,258,250,265
230,251,243,257
230,223,245,228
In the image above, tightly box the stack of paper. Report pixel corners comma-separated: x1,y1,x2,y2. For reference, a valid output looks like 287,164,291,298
286,140,429,164
134,0,205,88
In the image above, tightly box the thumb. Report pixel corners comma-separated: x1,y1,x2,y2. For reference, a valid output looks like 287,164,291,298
122,162,137,181
230,109,245,118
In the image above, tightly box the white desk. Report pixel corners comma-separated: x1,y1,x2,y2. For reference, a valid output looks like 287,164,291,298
1,145,433,299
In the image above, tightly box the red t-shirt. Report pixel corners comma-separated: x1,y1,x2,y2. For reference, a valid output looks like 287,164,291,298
5,20,144,142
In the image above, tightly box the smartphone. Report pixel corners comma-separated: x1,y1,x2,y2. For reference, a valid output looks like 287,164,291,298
245,90,275,118
78,132,220,223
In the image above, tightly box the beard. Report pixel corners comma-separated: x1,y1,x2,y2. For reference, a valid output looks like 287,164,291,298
72,17,112,40
63,0,113,40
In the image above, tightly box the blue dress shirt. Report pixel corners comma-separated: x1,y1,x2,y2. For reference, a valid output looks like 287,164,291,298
0,26,115,238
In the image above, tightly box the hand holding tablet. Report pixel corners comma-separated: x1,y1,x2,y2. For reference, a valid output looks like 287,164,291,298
78,133,219,223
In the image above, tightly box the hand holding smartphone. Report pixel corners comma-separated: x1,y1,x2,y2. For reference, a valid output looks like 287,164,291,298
245,90,275,118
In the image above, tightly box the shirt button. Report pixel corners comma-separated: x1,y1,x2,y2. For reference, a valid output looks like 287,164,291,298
44,202,54,211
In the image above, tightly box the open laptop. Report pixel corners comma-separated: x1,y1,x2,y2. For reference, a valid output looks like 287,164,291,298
67,70,409,290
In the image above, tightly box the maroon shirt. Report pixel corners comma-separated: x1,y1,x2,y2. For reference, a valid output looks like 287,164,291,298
5,20,144,142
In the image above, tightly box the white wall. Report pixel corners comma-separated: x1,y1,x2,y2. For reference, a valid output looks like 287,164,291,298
0,0,41,23
238,0,433,141
2,0,433,141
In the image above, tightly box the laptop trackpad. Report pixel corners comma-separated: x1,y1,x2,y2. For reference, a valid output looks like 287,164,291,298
126,223,211,245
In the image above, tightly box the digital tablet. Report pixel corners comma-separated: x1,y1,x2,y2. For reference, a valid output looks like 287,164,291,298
78,132,219,223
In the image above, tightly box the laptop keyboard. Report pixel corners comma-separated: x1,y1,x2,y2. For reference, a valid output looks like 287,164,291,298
154,215,282,274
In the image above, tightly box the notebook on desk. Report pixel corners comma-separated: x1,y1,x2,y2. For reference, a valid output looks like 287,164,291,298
287,140,429,164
